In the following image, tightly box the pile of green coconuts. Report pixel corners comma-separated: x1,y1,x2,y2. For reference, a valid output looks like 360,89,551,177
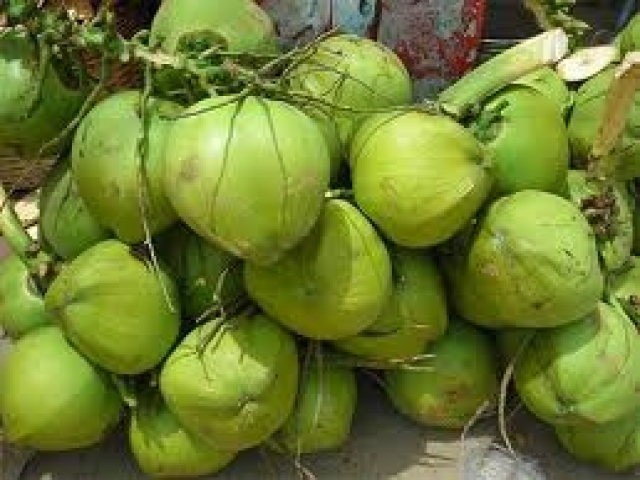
3,0,640,476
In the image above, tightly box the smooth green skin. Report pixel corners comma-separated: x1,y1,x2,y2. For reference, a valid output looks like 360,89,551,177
610,256,640,323
474,85,570,196
163,96,331,266
245,199,392,340
445,190,604,328
617,13,640,56
150,0,278,55
0,255,51,338
45,240,181,375
333,248,448,361
0,326,122,451
556,408,640,473
289,34,412,151
150,0,278,96
352,111,492,248
567,170,633,272
71,91,181,244
385,321,499,430
130,394,237,478
512,67,573,118
515,302,640,427
569,68,640,180
274,361,357,455
0,30,86,157
160,314,299,452
157,225,245,320
305,108,343,182
39,161,110,260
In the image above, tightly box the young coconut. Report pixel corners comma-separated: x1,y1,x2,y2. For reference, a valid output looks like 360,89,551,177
332,247,448,362
567,169,634,272
610,256,640,322
351,111,492,248
568,67,640,180
444,190,604,329
39,160,110,260
617,12,640,56
0,29,86,157
71,91,182,244
271,350,357,455
384,321,499,430
244,199,392,340
163,96,331,266
0,326,122,451
555,408,640,473
286,34,412,157
470,84,570,196
130,392,237,478
157,225,245,321
160,313,299,452
0,255,51,338
513,66,573,117
514,302,640,426
45,240,181,375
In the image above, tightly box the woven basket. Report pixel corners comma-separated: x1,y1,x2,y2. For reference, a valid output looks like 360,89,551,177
0,0,156,192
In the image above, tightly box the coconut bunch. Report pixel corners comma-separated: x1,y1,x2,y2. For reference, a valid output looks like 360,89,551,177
2,0,640,477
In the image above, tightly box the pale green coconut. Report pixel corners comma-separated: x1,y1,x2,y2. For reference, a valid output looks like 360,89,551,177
71,91,181,243
351,111,492,248
332,248,448,361
160,313,299,452
610,256,640,322
385,321,499,429
556,408,640,472
288,34,412,151
0,255,51,338
472,85,570,196
445,190,604,328
272,356,357,454
567,169,634,272
163,96,330,266
245,199,392,340
45,240,181,375
0,326,122,451
130,393,237,478
514,302,640,426
157,225,245,320
569,67,640,180
39,160,109,260
513,66,573,117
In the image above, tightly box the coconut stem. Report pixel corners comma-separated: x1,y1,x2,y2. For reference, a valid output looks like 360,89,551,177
589,52,640,181
439,29,569,119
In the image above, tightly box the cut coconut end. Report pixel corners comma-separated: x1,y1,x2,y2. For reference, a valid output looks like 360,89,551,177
557,45,619,82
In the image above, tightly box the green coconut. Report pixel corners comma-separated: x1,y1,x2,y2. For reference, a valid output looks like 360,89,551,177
332,248,448,361
556,408,640,472
0,326,122,451
385,321,499,429
351,111,492,248
245,199,392,340
288,34,412,152
617,13,640,56
569,67,640,180
45,240,181,375
0,29,86,157
514,302,640,426
513,66,573,117
272,356,357,455
445,190,604,329
130,393,237,478
160,313,299,452
567,169,634,272
0,255,51,338
472,85,570,196
71,90,181,244
157,225,245,320
610,256,640,323
39,160,110,260
163,95,330,266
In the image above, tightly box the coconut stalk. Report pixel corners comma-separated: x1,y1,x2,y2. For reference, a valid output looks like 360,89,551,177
439,29,569,119
522,0,590,43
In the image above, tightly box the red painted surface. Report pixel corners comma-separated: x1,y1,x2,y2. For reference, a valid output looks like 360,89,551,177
257,0,487,97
